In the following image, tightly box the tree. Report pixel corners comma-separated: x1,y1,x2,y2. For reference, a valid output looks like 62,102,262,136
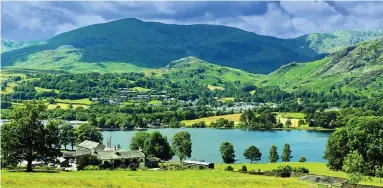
60,123,75,150
299,156,307,162
343,151,367,187
324,117,383,171
268,144,279,163
144,131,173,160
172,131,192,162
281,143,293,162
285,119,292,128
130,132,150,151
0,101,46,172
44,120,61,162
219,142,235,164
243,145,262,163
75,124,103,144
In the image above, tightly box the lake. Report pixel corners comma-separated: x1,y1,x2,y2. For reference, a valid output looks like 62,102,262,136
101,128,331,163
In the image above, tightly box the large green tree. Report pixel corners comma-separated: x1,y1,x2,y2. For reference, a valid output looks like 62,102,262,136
1,101,46,171
243,145,262,163
324,117,383,171
75,124,103,144
172,131,192,162
268,144,279,163
144,131,173,160
281,143,293,162
60,123,75,150
130,132,150,151
219,141,235,164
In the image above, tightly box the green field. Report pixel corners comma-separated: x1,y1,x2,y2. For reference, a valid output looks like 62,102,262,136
1,169,315,188
56,98,92,105
2,162,383,187
182,113,242,126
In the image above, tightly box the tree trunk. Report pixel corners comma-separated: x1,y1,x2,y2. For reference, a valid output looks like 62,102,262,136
64,145,67,150
26,157,33,172
71,144,74,151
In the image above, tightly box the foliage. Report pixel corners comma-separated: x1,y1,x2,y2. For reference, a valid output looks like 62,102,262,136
144,131,174,161
60,123,76,150
243,145,262,163
172,131,192,162
130,132,150,151
268,144,279,163
281,143,293,162
241,165,247,172
299,156,307,163
210,118,234,128
75,124,103,144
77,154,100,171
0,101,51,171
224,165,234,171
219,142,235,164
324,117,383,173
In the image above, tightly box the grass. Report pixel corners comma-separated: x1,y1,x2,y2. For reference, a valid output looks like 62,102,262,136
35,87,60,93
1,170,316,188
47,103,89,110
208,85,225,91
220,97,235,102
56,98,92,105
182,113,241,126
148,100,162,105
132,87,151,92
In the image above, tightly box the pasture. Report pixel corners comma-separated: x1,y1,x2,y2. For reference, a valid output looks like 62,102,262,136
182,113,242,126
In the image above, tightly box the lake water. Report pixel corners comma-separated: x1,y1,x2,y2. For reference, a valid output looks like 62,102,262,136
101,128,331,163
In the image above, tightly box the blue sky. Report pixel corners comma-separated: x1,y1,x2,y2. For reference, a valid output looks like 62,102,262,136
2,1,383,41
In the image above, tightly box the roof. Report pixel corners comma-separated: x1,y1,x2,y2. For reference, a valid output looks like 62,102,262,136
147,157,160,162
95,150,145,160
78,140,103,150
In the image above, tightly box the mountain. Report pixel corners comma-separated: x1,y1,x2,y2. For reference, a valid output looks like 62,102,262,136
260,38,383,95
2,18,382,74
1,39,45,53
1,18,319,74
291,30,383,54
152,56,262,87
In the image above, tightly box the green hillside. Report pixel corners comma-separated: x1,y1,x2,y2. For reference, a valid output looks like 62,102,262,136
260,38,383,95
153,56,263,86
1,18,319,74
1,39,45,53
291,30,383,54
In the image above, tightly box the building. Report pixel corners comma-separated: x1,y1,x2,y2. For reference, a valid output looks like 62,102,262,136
63,140,145,169
182,160,214,169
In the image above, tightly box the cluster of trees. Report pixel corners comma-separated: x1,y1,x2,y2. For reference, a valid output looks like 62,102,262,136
239,109,278,129
324,116,383,180
0,101,104,171
219,142,299,164
130,131,192,161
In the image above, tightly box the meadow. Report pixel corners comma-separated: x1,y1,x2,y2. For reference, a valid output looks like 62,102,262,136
1,169,315,188
182,113,242,126
3,162,383,187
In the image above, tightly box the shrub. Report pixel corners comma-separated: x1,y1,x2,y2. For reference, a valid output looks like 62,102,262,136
241,165,247,172
83,165,100,171
224,165,234,171
293,166,309,173
299,156,307,162
265,165,293,177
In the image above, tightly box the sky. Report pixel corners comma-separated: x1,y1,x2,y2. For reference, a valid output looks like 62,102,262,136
2,1,383,41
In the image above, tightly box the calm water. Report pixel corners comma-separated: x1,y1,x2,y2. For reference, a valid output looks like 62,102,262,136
101,128,331,163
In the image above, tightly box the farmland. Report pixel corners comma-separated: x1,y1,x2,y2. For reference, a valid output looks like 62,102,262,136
182,113,242,126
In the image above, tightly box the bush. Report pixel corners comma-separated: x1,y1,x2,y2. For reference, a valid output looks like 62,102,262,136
299,156,307,162
293,166,309,173
241,165,247,172
83,165,100,171
224,165,234,171
265,165,293,177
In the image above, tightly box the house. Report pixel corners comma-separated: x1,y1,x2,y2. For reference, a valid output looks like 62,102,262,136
64,140,146,169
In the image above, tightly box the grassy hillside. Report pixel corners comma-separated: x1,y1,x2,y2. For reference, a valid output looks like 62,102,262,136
2,18,320,74
153,57,263,86
260,38,383,95
1,39,45,53
292,30,383,54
